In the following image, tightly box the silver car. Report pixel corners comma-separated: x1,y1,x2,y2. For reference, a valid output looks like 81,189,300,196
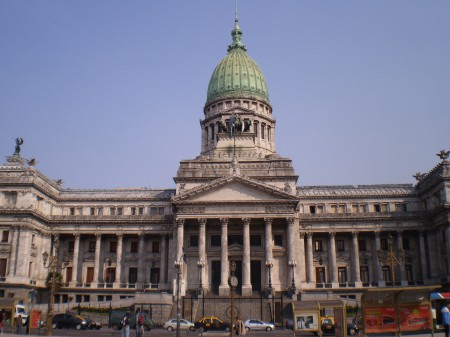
163,318,195,332
244,319,275,331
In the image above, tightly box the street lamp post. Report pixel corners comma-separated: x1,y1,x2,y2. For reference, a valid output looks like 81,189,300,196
377,234,405,287
197,259,205,316
288,260,297,296
174,258,182,337
265,261,274,323
42,238,69,336
228,261,238,337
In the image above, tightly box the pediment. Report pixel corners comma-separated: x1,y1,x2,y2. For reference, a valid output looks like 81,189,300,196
172,175,298,204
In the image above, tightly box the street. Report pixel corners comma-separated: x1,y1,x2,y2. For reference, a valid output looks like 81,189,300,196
0,327,445,337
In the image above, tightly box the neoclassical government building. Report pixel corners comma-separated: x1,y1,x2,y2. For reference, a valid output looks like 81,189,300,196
0,12,449,313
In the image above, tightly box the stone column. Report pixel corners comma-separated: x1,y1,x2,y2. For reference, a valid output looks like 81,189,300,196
446,226,450,280
286,218,296,288
137,233,145,287
198,219,207,289
70,234,80,287
329,232,338,285
306,233,314,284
242,218,252,296
219,218,229,296
299,232,307,284
115,234,123,287
352,232,362,285
159,234,167,288
397,231,407,285
176,219,185,262
264,218,273,288
92,233,102,286
418,231,428,282
374,231,385,286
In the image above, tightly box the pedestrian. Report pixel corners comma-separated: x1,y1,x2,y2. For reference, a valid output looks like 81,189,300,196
236,317,246,337
15,315,22,335
442,302,450,337
0,309,4,335
135,308,144,337
121,311,130,337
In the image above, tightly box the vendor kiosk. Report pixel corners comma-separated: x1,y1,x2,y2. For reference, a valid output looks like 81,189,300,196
291,300,346,337
361,286,437,337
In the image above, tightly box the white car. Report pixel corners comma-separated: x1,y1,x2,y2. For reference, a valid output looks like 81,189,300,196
244,319,275,331
163,318,195,332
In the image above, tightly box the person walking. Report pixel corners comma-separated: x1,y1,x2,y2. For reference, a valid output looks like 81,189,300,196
442,302,450,337
121,311,130,337
15,315,22,335
236,318,246,337
135,308,144,337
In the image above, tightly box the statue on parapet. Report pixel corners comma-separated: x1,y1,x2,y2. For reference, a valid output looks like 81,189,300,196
437,150,450,161
13,138,24,156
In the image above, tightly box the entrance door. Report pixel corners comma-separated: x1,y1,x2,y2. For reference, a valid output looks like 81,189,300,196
251,260,261,293
211,261,221,294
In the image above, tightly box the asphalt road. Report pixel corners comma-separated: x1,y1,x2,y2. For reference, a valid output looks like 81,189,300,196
0,328,445,337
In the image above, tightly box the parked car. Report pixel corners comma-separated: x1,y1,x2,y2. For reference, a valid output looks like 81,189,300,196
244,319,275,331
52,313,88,330
194,316,231,332
110,310,153,331
163,318,195,331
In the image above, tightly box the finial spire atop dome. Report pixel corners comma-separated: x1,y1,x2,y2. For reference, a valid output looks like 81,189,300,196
227,0,247,52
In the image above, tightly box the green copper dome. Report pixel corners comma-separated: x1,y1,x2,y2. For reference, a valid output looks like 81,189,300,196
206,18,269,105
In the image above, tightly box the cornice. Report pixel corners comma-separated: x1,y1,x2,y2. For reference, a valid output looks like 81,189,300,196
297,184,416,199
299,210,428,223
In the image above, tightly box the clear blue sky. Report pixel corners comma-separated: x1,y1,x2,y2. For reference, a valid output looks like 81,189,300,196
1,1,449,189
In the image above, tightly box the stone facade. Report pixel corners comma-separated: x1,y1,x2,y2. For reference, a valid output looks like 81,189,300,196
0,10,449,324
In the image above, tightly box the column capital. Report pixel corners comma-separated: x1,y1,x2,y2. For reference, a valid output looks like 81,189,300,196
176,218,185,227
329,232,336,238
198,218,207,226
264,218,273,225
95,232,102,239
286,217,295,226
138,232,145,238
299,232,306,239
352,231,359,238
306,232,313,238
73,233,80,238
116,233,123,239
220,218,229,226
242,218,251,226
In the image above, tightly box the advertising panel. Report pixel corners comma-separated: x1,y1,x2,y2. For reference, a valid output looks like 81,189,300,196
399,304,432,331
294,312,319,331
363,307,397,333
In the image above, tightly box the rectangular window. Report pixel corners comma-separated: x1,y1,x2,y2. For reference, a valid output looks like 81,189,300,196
374,204,381,212
83,295,90,302
316,267,326,283
152,241,160,253
228,235,243,246
274,234,283,246
130,207,136,215
314,240,323,252
28,262,33,278
380,239,388,251
130,241,138,253
337,240,345,251
358,239,367,251
310,205,316,214
250,235,261,246
86,267,94,283
69,208,75,216
1,231,9,243
395,203,407,212
77,207,82,215
88,241,95,252
254,122,258,137
338,267,347,283
261,123,265,139
138,207,144,215
110,241,117,253
110,207,116,215
128,268,138,284
211,235,221,247
382,266,391,282
158,207,164,215
90,207,95,215
402,237,410,250
106,267,116,283
360,266,369,283
0,259,7,278
66,267,72,282
117,207,123,215
405,265,413,282
68,241,74,253
190,235,199,248
150,207,157,216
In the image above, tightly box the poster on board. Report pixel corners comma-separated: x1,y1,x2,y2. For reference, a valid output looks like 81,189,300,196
294,313,319,331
